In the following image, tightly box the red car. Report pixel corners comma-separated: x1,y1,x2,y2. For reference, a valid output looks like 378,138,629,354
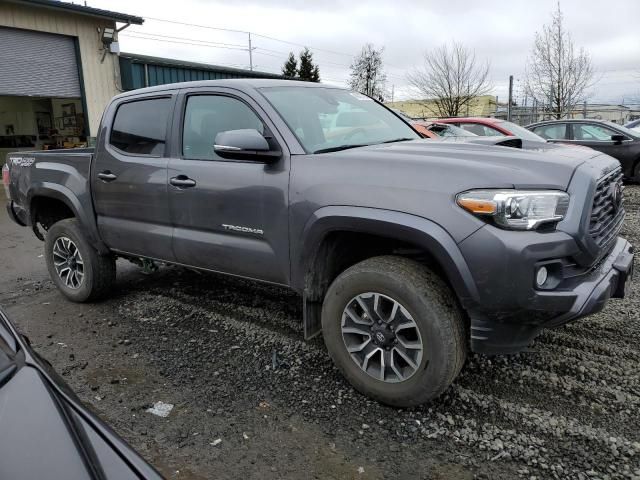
437,117,547,143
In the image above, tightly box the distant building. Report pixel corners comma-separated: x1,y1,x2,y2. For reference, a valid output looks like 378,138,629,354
385,95,498,119
567,104,632,124
495,103,640,126
119,53,282,91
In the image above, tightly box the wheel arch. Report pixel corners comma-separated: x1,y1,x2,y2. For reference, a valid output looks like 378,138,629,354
294,206,480,339
27,183,108,254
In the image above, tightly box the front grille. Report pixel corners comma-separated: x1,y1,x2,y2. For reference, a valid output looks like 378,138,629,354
589,168,624,248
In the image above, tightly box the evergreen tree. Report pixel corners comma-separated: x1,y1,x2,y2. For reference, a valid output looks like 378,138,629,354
311,65,320,83
298,48,320,82
282,52,298,78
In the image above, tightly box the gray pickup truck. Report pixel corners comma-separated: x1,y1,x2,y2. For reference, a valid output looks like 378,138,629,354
3,79,634,406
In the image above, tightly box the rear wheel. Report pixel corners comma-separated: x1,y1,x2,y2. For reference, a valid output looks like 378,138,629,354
321,256,467,407
45,219,115,302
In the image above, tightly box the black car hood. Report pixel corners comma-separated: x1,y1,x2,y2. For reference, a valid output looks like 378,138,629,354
339,139,605,190
0,309,162,480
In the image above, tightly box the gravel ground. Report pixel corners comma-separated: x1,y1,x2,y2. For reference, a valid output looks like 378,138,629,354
1,187,639,479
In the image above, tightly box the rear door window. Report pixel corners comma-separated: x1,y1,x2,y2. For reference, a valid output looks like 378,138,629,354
110,98,172,155
531,124,568,140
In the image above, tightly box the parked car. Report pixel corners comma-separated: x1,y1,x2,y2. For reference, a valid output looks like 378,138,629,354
391,109,437,138
0,308,161,480
527,119,640,181
624,118,640,132
3,80,634,407
436,117,548,143
422,122,477,138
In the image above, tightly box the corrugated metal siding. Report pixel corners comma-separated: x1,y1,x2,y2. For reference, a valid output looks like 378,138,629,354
119,57,279,91
0,26,81,97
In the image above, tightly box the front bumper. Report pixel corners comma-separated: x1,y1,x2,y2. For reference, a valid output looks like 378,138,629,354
460,230,634,355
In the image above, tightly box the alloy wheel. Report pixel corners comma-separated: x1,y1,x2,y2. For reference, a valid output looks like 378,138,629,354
52,236,84,289
341,292,423,383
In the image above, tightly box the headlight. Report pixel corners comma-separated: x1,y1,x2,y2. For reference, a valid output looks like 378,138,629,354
456,190,569,230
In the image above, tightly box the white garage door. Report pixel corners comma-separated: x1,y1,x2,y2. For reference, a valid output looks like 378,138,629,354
0,27,81,98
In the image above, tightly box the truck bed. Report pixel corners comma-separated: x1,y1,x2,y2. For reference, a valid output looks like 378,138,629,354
5,148,95,227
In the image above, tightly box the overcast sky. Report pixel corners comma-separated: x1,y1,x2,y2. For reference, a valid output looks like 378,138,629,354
93,0,640,104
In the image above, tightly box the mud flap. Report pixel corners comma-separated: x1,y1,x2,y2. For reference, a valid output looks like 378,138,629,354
303,296,322,340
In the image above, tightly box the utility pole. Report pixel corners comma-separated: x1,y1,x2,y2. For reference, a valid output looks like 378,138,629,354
391,84,395,103
248,32,253,71
583,100,587,119
507,75,513,122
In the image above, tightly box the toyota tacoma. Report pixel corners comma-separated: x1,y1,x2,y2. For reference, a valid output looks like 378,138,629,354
3,80,634,406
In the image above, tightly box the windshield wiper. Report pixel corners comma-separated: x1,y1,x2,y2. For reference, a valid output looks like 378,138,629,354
313,143,370,154
380,137,415,144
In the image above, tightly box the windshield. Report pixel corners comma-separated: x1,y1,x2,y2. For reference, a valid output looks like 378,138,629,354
392,109,415,123
260,86,420,153
498,121,547,142
427,123,477,137
605,122,640,138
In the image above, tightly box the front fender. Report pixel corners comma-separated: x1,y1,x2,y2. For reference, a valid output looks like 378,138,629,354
292,205,480,309
27,183,108,254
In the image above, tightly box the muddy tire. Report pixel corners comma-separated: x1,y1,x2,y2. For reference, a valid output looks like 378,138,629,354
44,218,115,302
321,256,467,407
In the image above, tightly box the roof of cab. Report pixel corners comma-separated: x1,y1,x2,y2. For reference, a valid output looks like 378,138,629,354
115,79,341,100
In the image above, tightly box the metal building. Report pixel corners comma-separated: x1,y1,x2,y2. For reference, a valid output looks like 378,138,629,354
118,53,283,91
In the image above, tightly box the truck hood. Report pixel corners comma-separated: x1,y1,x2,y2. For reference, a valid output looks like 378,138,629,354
337,139,604,190
293,138,620,243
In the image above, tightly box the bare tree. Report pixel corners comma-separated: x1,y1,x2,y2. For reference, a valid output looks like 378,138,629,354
525,3,594,119
406,42,491,118
349,44,387,101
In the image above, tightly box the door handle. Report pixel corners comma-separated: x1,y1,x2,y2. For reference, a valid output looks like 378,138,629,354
170,176,196,188
97,171,117,182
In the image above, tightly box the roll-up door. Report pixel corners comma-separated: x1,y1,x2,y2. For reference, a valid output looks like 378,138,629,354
0,27,81,98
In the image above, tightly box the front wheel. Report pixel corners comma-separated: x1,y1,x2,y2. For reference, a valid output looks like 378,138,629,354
44,218,116,302
321,256,467,407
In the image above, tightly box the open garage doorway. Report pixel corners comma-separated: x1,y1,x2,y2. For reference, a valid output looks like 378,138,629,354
0,27,88,165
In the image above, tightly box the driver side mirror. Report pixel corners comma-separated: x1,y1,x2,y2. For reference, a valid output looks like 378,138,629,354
611,134,626,144
214,129,280,161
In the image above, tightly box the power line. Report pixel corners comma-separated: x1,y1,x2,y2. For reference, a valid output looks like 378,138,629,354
144,16,250,35
125,30,248,49
121,33,249,51
143,16,358,59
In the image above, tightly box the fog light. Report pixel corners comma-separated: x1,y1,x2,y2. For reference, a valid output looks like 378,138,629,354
536,266,548,287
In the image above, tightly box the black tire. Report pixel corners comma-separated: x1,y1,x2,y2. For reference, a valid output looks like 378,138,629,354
44,218,115,302
634,161,640,183
321,256,467,407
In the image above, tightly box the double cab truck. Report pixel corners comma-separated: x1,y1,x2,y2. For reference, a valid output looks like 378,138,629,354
3,80,634,406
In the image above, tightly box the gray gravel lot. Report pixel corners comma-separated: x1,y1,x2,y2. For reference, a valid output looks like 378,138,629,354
1,187,639,480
